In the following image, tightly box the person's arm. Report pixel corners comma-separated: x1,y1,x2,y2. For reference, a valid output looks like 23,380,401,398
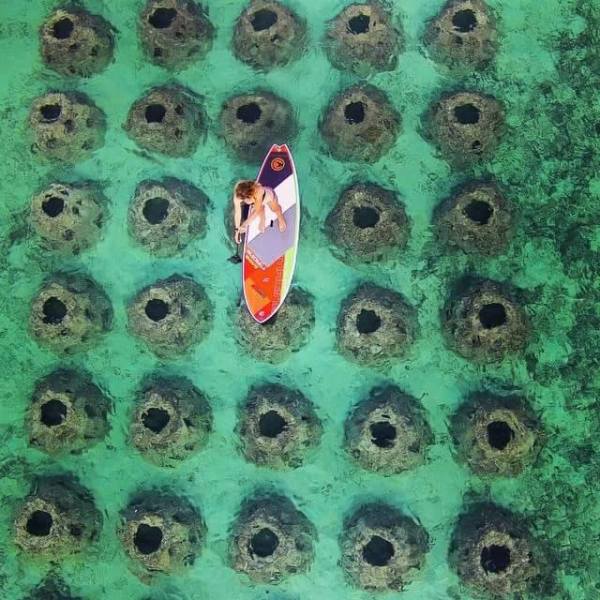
267,189,286,232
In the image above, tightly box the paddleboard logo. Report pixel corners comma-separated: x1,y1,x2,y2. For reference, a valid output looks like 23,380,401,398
271,157,285,172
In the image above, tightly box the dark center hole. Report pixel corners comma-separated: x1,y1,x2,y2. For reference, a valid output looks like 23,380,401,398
40,399,67,427
481,544,511,573
250,527,279,557
353,206,379,228
26,510,53,537
370,421,396,449
40,104,61,122
134,523,163,554
42,297,67,325
142,407,171,433
258,410,287,438
487,420,514,450
148,8,177,29
145,104,166,124
42,196,65,218
464,200,493,225
142,197,170,224
452,9,478,33
344,101,366,124
478,303,507,329
454,103,481,125
145,298,169,322
363,535,395,567
52,17,74,39
356,309,381,334
236,102,262,124
251,9,278,31
348,14,370,34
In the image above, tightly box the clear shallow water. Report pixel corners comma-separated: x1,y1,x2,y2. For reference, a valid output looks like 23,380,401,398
0,0,599,598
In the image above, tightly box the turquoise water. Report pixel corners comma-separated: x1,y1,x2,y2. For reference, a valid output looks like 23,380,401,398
1,0,599,598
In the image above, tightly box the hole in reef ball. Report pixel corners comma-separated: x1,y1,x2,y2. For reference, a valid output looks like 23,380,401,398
142,197,170,224
236,102,262,124
42,196,65,218
40,399,67,427
356,309,381,334
480,544,511,573
452,9,478,33
42,297,67,325
258,410,287,438
353,206,380,229
487,420,514,450
142,407,171,433
251,9,278,32
52,17,74,39
148,8,177,29
145,298,169,322
362,535,395,566
464,200,493,225
26,510,53,537
145,104,167,123
348,14,370,34
370,421,396,448
40,104,62,122
250,527,279,557
134,523,163,554
454,103,481,125
344,101,366,124
478,303,507,329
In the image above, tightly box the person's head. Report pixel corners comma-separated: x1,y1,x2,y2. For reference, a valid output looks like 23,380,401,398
235,180,258,204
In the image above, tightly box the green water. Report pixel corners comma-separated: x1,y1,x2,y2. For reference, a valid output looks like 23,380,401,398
1,0,599,598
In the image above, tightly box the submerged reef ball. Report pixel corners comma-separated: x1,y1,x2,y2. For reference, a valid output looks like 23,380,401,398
230,493,316,583
236,288,314,363
434,182,513,255
29,273,113,355
425,91,504,166
443,278,529,363
424,0,497,70
345,386,433,475
451,392,542,476
26,577,82,600
340,503,429,591
30,181,107,255
29,92,105,163
325,2,402,76
321,84,400,163
128,178,208,256
40,7,114,77
220,91,297,163
128,275,212,358
130,375,212,467
14,476,101,558
449,503,540,597
337,283,418,366
237,383,322,469
326,182,410,263
233,0,306,70
28,369,110,455
139,0,214,71
124,85,204,157
119,492,205,577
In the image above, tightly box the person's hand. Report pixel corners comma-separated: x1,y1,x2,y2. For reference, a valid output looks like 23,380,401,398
234,228,242,244
278,220,287,233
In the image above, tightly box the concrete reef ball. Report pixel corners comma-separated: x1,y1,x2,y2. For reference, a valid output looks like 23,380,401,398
325,2,402,76
124,85,204,157
29,272,113,355
29,91,105,163
326,182,410,263
340,503,429,591
220,90,297,163
40,7,114,77
345,385,433,475
28,369,111,456
139,0,214,71
237,383,322,469
425,91,504,166
424,0,497,70
442,278,529,363
236,288,315,363
337,283,418,366
30,181,107,255
128,275,212,358
26,577,82,600
128,178,208,256
230,493,316,583
233,0,306,70
451,392,542,477
434,181,513,255
130,375,212,467
14,475,101,558
448,503,540,597
119,491,205,578
321,84,400,163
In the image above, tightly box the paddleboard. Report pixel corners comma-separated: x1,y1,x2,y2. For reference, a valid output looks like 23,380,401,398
242,144,300,323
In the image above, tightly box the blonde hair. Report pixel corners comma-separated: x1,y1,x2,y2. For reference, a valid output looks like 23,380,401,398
235,180,258,200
